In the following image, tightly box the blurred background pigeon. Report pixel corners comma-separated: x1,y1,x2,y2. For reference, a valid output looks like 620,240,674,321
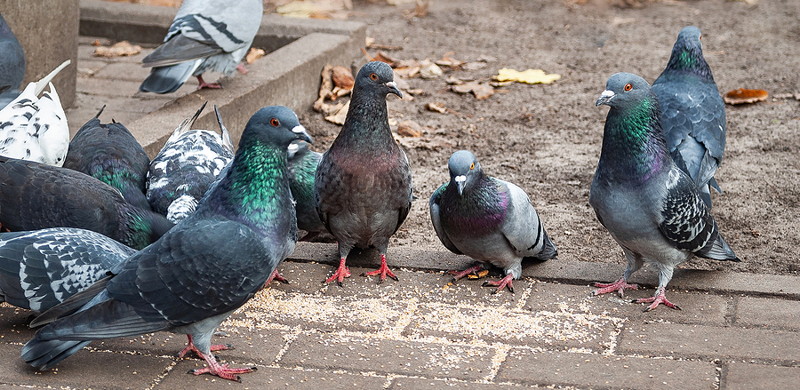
430,150,557,293
0,14,25,109
139,0,263,93
287,139,326,240
652,26,726,208
591,72,739,311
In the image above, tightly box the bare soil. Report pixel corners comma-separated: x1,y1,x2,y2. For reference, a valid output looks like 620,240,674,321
298,0,800,276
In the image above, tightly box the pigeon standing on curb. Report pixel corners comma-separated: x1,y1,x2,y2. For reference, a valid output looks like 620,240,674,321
0,15,25,109
64,106,151,211
288,140,326,240
146,103,234,223
0,60,71,166
21,106,313,383
429,150,557,293
652,26,726,208
590,72,739,311
315,61,412,285
139,0,263,93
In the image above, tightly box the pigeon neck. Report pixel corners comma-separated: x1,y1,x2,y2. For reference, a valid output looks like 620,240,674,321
443,175,507,231
600,98,670,181
121,207,160,250
339,88,393,146
664,45,714,82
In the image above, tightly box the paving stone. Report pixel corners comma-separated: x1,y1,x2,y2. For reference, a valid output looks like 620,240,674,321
0,305,36,344
497,349,716,389
93,61,153,82
724,362,800,390
619,323,800,362
525,281,729,326
735,296,800,330
0,347,170,389
280,333,496,380
157,364,387,389
391,377,531,389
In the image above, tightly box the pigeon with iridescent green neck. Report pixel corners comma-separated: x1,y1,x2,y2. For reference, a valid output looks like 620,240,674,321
287,140,325,240
652,26,726,208
590,72,739,312
430,150,557,293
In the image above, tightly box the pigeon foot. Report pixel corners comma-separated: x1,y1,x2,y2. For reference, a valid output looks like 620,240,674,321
236,63,249,74
196,75,222,90
482,274,515,294
592,278,638,297
324,257,351,286
189,350,256,382
449,263,487,282
362,254,399,283
634,288,681,312
264,269,289,286
178,335,233,359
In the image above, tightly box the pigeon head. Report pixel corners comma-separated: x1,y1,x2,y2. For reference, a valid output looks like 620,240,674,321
242,106,313,149
448,150,483,196
595,72,654,109
664,26,713,80
355,61,403,98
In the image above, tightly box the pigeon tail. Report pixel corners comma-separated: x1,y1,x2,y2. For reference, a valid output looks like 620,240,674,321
21,338,92,370
139,61,199,94
697,233,740,262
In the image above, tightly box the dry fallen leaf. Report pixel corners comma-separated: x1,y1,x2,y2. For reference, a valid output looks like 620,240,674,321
723,88,769,105
404,0,429,18
245,48,266,64
396,120,425,137
366,37,403,51
435,52,465,69
419,60,443,79
325,100,350,125
426,102,448,114
331,66,354,90
93,41,142,57
495,68,561,84
452,81,495,100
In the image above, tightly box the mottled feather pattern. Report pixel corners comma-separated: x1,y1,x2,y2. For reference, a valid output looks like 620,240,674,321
0,87,68,166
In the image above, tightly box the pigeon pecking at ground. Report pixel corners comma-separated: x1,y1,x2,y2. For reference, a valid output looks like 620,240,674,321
288,139,326,240
63,106,151,211
429,150,557,293
21,106,313,382
652,26,726,208
0,59,71,166
590,72,740,312
146,102,234,223
0,14,26,109
315,61,412,285
139,0,263,93
0,227,135,314
0,156,173,250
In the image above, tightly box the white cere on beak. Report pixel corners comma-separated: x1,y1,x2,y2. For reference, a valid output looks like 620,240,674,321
291,125,307,134
287,143,299,152
385,81,398,89
454,175,467,183
600,90,615,99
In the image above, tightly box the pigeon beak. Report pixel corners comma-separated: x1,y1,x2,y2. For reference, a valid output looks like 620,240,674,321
454,175,466,196
385,81,403,98
291,125,313,144
595,90,615,106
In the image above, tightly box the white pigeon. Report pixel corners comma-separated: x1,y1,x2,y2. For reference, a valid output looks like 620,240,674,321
0,59,71,166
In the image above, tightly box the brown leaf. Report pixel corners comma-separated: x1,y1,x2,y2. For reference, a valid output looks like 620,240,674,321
93,41,142,57
452,81,495,100
324,100,350,125
331,66,355,90
435,52,465,69
723,88,769,105
372,51,398,66
245,48,266,64
396,120,424,137
425,102,448,114
365,37,403,51
313,65,335,113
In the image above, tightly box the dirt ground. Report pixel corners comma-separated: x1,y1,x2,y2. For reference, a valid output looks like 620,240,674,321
296,0,799,277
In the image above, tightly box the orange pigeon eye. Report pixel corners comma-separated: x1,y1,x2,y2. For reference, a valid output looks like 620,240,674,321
369,73,379,81
270,118,280,127
469,163,475,170
624,83,633,92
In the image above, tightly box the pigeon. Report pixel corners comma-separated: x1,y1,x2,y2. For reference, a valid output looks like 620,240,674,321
0,59,71,166
0,228,135,314
146,102,234,223
63,106,151,211
590,72,739,311
139,0,263,93
0,157,173,250
287,140,326,240
0,14,25,109
652,26,726,208
22,106,312,383
429,150,558,293
315,61,411,285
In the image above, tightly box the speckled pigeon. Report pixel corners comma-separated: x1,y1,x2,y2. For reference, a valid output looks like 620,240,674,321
22,106,312,382
288,140,325,240
63,107,151,211
0,15,25,109
0,59,70,166
139,0,263,93
652,26,726,208
590,72,739,311
429,150,557,293
0,156,172,250
146,103,234,223
0,228,135,314
315,61,411,285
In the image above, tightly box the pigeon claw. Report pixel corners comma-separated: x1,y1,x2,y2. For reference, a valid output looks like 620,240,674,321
634,289,681,312
482,274,514,294
324,257,351,286
236,63,249,75
592,278,639,298
264,269,289,286
362,254,398,283
196,75,223,90
192,349,257,382
449,263,486,282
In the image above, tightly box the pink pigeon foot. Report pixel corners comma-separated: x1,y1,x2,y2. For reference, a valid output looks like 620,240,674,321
633,288,682,312
592,278,639,297
362,254,399,283
236,63,248,74
188,349,257,382
264,269,289,286
178,335,233,359
449,263,487,282
324,257,351,286
482,274,515,294
196,75,222,89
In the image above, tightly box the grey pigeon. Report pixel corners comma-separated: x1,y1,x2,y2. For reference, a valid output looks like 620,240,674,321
63,106,151,211
0,15,25,109
0,156,172,250
139,0,263,93
288,140,326,240
652,26,726,208
429,150,557,293
146,103,234,223
0,59,70,166
0,228,134,314
21,106,312,382
591,72,739,311
315,61,411,285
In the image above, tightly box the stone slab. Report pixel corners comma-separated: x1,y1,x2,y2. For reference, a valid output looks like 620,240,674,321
735,296,800,330
157,365,387,389
724,362,800,390
391,377,532,389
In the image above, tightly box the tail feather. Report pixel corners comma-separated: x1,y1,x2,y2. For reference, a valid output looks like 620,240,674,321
22,338,91,370
139,61,198,94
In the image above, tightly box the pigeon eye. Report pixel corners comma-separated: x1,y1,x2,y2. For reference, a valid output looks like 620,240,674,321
270,118,280,127
369,73,379,81
623,83,633,92
469,163,475,170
